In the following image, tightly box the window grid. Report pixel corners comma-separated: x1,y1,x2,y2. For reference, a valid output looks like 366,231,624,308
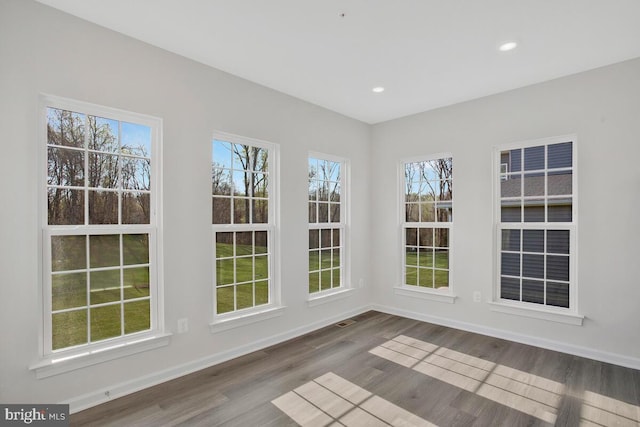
308,156,345,294
497,138,575,309
43,98,159,355
213,136,275,315
402,157,453,291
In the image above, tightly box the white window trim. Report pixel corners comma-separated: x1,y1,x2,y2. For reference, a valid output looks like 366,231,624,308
35,94,166,375
307,152,351,301
398,153,456,302
210,131,282,327
492,134,581,323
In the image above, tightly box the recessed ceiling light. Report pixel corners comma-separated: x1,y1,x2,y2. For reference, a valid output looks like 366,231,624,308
372,86,385,93
498,41,518,52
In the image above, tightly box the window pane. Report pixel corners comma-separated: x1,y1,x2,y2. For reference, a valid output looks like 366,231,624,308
406,228,418,247
216,286,234,314
418,248,433,267
48,188,84,225
88,153,119,189
309,250,319,271
212,168,231,196
256,281,269,305
48,147,85,187
88,190,118,224
90,269,121,304
122,192,150,224
434,269,449,288
121,122,151,158
122,157,150,191
436,205,452,222
88,116,119,152
522,230,544,253
500,277,520,301
124,300,150,334
329,203,340,223
255,231,268,254
522,279,544,304
320,229,332,248
332,268,341,287
547,255,569,281
523,199,545,222
548,201,572,222
215,232,233,257
123,234,149,265
236,231,252,253
123,267,150,299
501,175,521,198
523,173,545,197
405,203,419,222
216,259,234,285
501,253,520,276
320,249,332,269
51,235,86,272
418,268,434,287
255,256,268,280
522,254,544,278
405,248,417,266
548,142,572,169
90,305,121,342
52,309,87,350
420,202,435,222
52,272,87,310
547,170,572,196
405,267,418,286
309,272,320,292
236,283,254,310
318,202,329,223
419,228,433,247
546,282,569,308
90,234,120,268
435,249,449,269
213,197,231,224
501,229,520,251
434,228,448,248
47,108,85,148
309,230,319,250
212,140,232,169
236,257,253,283
308,202,317,223
233,198,249,224
524,146,544,171
547,230,569,254
501,205,521,222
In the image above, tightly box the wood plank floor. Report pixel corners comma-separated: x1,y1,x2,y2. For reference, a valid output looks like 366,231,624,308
71,311,640,426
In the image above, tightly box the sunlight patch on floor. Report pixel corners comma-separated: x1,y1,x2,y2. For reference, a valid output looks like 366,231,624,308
370,335,564,424
272,372,437,427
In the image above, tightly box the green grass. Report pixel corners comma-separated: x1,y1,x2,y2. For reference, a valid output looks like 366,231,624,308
216,242,269,314
308,249,341,293
51,233,151,350
405,249,449,288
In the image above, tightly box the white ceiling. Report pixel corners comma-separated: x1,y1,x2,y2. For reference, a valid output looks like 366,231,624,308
35,0,640,124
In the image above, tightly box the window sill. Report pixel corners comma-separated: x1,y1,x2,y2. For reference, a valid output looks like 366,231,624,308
307,288,355,307
30,333,172,379
394,286,457,304
489,301,584,326
209,305,286,333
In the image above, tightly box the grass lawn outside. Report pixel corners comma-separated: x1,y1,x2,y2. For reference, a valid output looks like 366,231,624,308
405,249,449,288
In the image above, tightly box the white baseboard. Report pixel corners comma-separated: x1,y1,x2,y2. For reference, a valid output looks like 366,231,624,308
371,304,640,371
65,305,372,413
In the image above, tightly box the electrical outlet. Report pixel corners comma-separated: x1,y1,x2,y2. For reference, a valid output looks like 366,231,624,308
177,318,189,334
473,291,481,303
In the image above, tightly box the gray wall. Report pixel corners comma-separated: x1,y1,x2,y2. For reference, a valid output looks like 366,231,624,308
371,55,640,362
0,0,371,406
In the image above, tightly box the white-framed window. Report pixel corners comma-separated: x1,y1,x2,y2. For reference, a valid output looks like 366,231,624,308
401,155,453,292
41,95,163,360
308,154,348,294
495,135,577,313
212,132,279,317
